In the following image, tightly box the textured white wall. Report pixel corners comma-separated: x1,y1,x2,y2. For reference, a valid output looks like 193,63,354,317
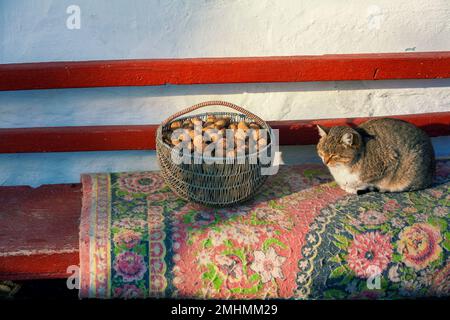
0,0,449,186
1,80,450,128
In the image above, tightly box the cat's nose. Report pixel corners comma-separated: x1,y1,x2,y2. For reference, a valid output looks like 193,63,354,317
324,156,331,165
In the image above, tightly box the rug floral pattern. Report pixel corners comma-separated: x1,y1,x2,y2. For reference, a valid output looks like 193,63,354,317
79,160,450,299
296,175,450,299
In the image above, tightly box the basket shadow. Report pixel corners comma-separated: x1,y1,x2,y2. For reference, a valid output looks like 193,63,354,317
175,163,335,216
249,168,335,204
175,158,450,219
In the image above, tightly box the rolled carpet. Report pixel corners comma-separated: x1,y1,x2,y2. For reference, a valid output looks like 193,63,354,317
79,161,450,299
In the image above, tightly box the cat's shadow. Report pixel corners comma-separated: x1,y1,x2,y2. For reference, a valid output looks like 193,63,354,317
354,161,450,196
259,159,450,202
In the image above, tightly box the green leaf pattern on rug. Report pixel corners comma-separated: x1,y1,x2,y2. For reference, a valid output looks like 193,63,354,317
297,179,450,299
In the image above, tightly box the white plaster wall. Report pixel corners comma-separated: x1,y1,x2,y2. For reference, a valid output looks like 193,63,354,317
0,0,449,186
1,80,450,128
1,0,450,62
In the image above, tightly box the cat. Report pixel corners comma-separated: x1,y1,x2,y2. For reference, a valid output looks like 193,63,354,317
316,118,435,194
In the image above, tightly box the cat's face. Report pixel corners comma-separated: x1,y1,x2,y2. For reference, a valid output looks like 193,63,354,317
316,125,361,167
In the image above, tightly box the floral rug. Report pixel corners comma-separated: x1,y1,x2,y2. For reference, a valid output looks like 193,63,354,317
79,160,450,299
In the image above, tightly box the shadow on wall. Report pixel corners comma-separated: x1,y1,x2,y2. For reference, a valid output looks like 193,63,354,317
77,78,450,96
1,78,449,98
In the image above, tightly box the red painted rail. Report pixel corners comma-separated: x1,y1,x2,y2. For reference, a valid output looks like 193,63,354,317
0,112,449,153
0,184,80,280
1,52,450,91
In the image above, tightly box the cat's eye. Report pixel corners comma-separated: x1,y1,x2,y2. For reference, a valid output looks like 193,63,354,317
330,155,348,162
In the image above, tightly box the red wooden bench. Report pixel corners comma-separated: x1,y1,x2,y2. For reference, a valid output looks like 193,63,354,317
1,52,450,280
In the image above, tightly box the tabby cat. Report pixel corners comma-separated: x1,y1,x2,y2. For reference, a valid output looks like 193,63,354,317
316,118,435,194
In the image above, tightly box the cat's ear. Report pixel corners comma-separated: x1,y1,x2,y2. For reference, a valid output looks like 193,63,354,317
317,125,329,138
341,133,354,146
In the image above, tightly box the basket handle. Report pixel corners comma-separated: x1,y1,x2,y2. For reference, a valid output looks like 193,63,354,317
161,101,267,127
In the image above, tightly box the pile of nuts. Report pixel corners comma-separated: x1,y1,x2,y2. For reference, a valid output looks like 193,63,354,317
162,115,269,157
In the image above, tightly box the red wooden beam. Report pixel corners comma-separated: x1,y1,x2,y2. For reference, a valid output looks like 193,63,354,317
0,253,78,280
0,184,80,280
271,111,450,146
1,52,449,91
0,112,449,153
0,125,157,153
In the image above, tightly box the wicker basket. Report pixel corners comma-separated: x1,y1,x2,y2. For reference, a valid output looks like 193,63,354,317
156,101,273,207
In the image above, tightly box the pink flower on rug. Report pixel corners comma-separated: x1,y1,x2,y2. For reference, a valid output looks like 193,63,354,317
358,210,387,226
113,284,144,299
390,217,405,229
383,200,401,212
118,173,164,193
225,224,269,246
150,229,165,241
413,213,428,222
150,274,167,292
403,206,418,214
347,231,393,278
113,229,142,249
397,223,442,271
113,252,147,282
254,207,291,229
433,206,448,217
250,247,286,283
428,189,443,198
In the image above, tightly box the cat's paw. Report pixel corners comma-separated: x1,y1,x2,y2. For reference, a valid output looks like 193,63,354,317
342,186,358,194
